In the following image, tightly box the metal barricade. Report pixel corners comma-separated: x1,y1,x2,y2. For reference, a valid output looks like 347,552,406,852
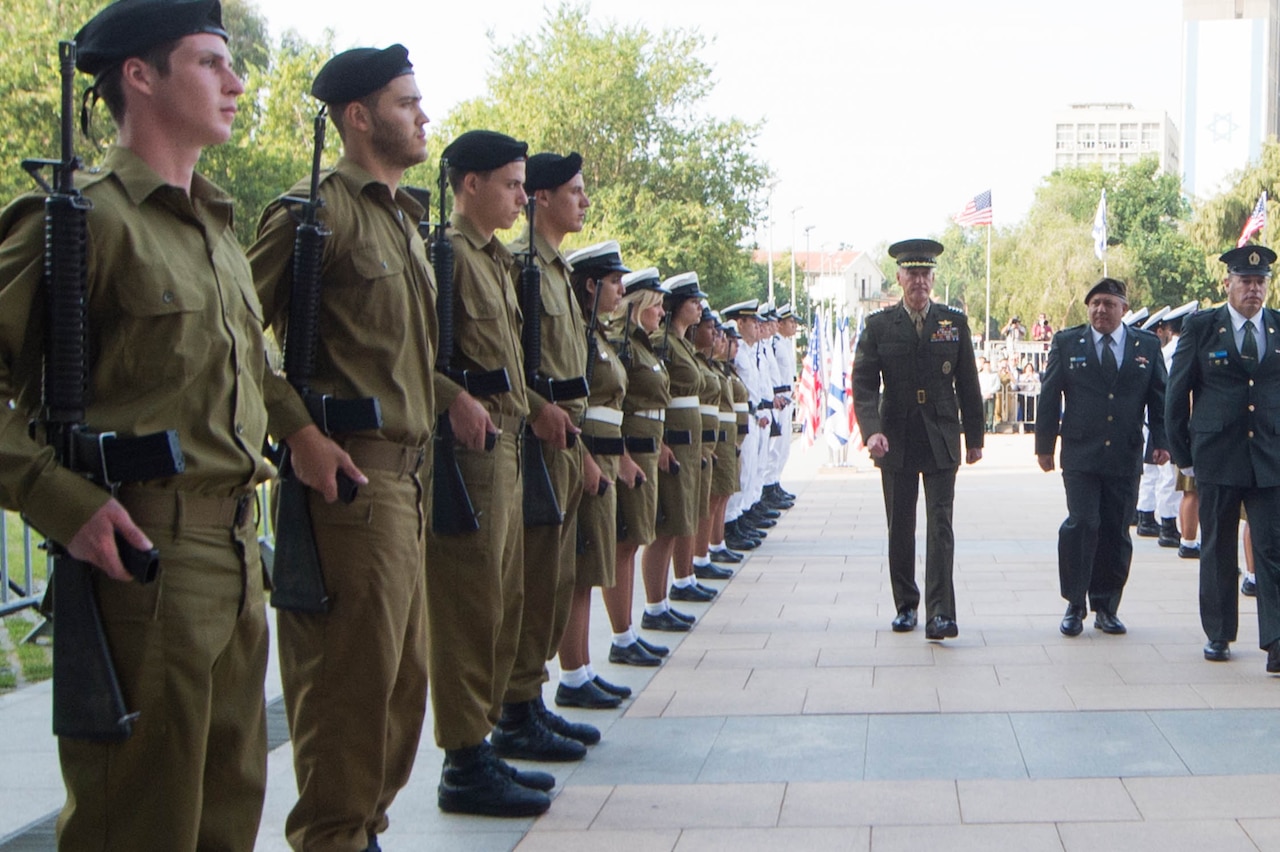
1,510,44,617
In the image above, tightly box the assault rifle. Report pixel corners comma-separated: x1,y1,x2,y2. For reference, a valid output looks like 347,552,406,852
24,41,184,741
517,199,574,527
270,106,382,612
429,159,506,535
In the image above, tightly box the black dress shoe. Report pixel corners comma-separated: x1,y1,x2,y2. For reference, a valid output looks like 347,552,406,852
924,615,958,640
694,562,734,580
438,745,551,817
751,505,782,520
592,675,632,698
635,635,670,657
555,680,622,709
1242,577,1258,597
491,711,587,762
609,640,662,666
1204,640,1231,662
488,745,556,791
725,533,761,550
1093,610,1127,635
669,606,696,623
670,582,715,602
1060,604,1085,637
1267,641,1280,674
709,547,743,563
891,608,917,632
1178,543,1201,559
744,515,776,529
641,609,692,632
535,697,601,745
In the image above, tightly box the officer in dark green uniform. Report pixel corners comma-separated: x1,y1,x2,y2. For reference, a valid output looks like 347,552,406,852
852,239,984,641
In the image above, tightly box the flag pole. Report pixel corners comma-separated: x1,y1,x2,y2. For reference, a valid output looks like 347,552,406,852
984,223,991,349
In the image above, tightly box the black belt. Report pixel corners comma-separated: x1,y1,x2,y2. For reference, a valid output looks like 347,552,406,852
718,430,728,442
664,429,693,446
446,367,511,398
533,374,589,402
701,429,717,443
581,435,625,456
625,436,658,454
737,424,749,435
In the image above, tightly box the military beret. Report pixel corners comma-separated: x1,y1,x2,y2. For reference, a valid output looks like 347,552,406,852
441,130,527,173
75,0,227,77
1085,277,1128,305
567,240,629,276
311,44,413,104
889,238,944,268
621,267,663,296
663,272,706,301
1220,244,1276,275
721,299,759,320
525,152,583,192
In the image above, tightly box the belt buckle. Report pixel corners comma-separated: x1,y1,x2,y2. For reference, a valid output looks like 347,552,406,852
234,494,253,528
917,390,927,404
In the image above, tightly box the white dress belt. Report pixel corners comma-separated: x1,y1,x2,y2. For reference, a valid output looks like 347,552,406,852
668,396,700,409
699,404,720,416
583,406,624,426
632,409,666,421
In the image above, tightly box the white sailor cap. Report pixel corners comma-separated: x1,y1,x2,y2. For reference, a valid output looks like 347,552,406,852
1165,300,1198,322
566,240,629,275
662,272,706,300
1140,306,1171,331
721,299,759,319
621,267,663,296
777,302,794,320
1121,306,1149,327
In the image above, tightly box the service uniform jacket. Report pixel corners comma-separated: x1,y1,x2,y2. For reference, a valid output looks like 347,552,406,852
617,325,670,546
1167,306,1280,488
852,301,984,473
0,146,271,850
1036,324,1167,475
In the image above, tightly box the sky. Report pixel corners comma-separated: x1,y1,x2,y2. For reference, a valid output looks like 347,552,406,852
252,0,1186,256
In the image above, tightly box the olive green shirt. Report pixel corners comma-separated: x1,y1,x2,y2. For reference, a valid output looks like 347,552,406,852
249,157,437,447
507,228,587,420
585,327,627,412
0,146,271,545
658,333,705,398
439,212,528,420
621,327,671,414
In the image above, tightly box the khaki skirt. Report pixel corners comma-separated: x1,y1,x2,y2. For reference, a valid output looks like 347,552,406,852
576,418,622,587
618,414,662,546
655,407,702,537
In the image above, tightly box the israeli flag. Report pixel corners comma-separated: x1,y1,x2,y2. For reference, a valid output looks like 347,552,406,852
1092,189,1107,261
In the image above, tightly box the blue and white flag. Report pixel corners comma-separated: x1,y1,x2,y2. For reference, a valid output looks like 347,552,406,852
1092,189,1107,261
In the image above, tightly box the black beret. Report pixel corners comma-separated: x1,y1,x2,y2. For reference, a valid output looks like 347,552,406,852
312,44,413,104
1220,244,1276,276
1084,277,1128,305
75,0,227,77
441,130,527,173
889,238,944,268
525,152,583,192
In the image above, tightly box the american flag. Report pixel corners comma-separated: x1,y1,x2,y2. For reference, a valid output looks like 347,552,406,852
953,190,993,227
1237,191,1267,248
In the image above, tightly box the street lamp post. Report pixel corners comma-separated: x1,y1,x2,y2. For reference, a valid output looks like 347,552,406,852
803,225,815,315
789,205,802,309
766,179,780,303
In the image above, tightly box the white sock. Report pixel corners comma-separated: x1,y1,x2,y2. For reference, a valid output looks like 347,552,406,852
692,555,711,567
584,664,597,680
645,601,667,616
673,575,696,589
613,628,636,646
1182,538,1197,547
710,540,727,552
1245,571,1256,582
560,666,590,688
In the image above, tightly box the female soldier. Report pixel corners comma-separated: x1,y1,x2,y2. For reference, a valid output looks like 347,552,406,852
553,241,646,709
603,270,675,664
638,273,709,632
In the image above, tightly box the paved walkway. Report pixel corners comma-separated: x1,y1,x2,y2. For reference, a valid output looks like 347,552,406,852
3,434,1278,851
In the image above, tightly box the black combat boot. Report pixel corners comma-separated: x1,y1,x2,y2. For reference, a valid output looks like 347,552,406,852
1135,510,1160,537
437,743,550,817
491,700,587,761
1157,517,1180,548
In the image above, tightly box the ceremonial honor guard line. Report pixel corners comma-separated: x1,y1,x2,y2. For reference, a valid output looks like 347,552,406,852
3,434,1279,850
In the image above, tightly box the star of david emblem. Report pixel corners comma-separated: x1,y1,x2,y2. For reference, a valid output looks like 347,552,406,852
1207,112,1238,143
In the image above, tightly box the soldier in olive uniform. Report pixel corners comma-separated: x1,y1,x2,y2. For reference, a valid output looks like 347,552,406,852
852,239,984,641
248,45,435,851
494,152,598,761
426,130,554,817
0,2,272,848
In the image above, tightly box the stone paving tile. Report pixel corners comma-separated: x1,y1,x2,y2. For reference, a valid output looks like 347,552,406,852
662,686,807,717
1058,819,1259,852
1148,709,1280,775
863,714,1027,780
696,716,868,783
803,685,939,715
994,662,1123,686
957,777,1140,823
523,785,612,831
590,783,785,830
741,666,872,691
1009,711,1189,778
872,663,999,689
869,823,1065,852
815,645,936,668
938,684,1076,713
778,780,960,826
1190,682,1280,709
673,826,869,851
695,647,820,670
1122,774,1280,820
1065,683,1209,710
562,719,723,785
1241,818,1280,852
517,829,679,852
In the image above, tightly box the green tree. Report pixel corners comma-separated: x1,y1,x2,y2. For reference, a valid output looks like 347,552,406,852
434,3,769,303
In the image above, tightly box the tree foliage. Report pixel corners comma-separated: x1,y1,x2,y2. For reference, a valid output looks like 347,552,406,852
433,3,770,304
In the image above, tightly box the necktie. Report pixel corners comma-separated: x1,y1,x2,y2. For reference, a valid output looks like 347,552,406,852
913,312,924,338
1100,334,1118,381
1242,321,1259,372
